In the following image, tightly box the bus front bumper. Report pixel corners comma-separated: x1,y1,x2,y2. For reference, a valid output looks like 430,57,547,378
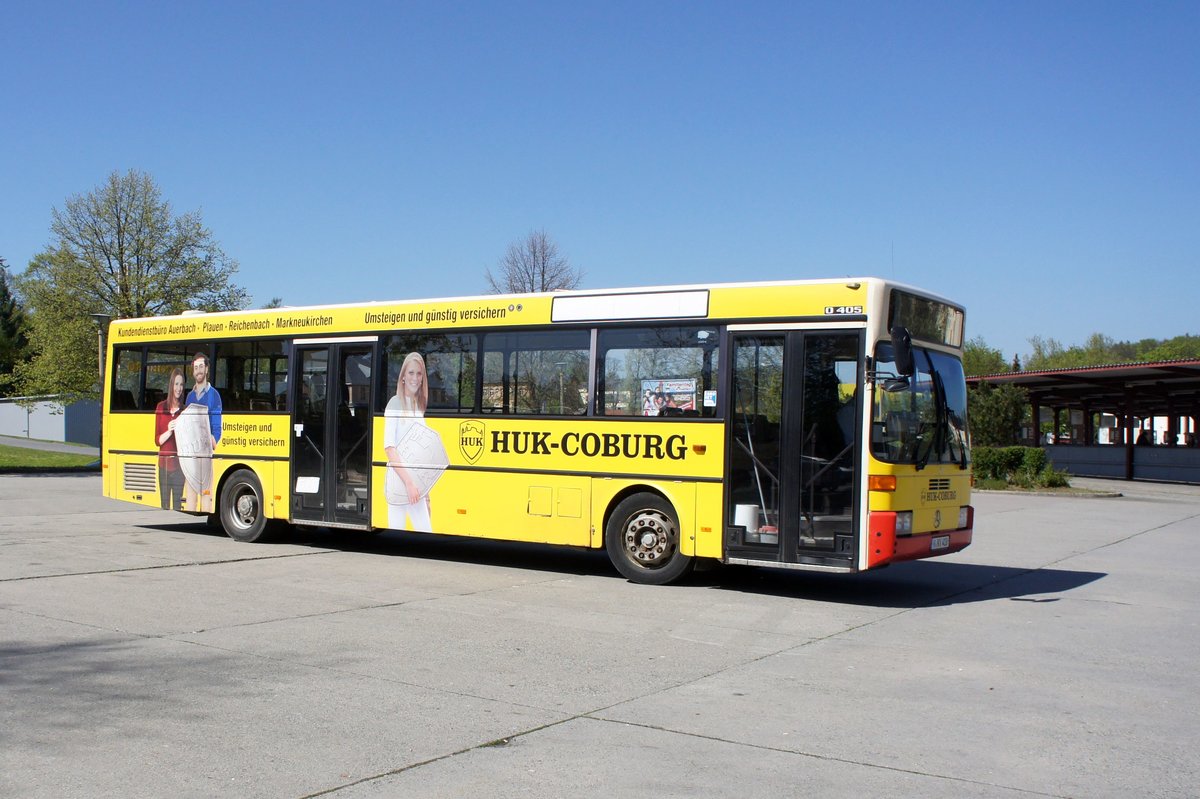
866,509,973,568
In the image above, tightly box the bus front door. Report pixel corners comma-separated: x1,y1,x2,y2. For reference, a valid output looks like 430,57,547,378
727,331,862,566
291,342,374,529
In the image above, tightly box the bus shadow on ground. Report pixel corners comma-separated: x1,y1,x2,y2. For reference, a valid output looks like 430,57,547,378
142,521,1105,610
301,528,1105,609
138,520,615,577
296,526,616,578
704,560,1107,609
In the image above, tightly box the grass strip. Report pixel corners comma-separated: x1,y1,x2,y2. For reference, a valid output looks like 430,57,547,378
0,443,99,470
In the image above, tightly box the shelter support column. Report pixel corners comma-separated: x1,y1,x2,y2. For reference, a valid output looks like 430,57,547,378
1123,392,1135,481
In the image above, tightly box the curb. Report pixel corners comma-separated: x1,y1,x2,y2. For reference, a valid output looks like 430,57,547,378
974,488,1123,498
0,464,102,475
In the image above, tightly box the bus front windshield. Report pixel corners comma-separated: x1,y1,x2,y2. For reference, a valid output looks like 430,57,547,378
872,343,969,468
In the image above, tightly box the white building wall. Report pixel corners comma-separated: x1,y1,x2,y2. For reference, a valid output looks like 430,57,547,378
0,397,99,447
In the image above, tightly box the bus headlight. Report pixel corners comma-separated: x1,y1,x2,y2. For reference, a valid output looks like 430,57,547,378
895,511,913,535
958,507,970,529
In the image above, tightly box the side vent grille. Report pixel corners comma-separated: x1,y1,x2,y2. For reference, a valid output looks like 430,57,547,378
123,463,157,493
927,478,951,492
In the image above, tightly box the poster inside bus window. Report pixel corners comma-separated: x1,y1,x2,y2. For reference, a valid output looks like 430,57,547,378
641,379,697,416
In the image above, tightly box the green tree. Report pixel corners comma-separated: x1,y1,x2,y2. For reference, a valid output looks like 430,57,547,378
1079,333,1125,364
13,169,248,399
486,230,584,293
1025,331,1200,370
0,258,32,395
1025,334,1116,370
967,382,1028,447
962,336,1008,377
1141,334,1200,361
1025,335,1079,370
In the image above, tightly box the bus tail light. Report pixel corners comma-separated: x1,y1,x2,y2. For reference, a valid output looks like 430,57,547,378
958,506,972,529
869,475,896,491
894,511,913,534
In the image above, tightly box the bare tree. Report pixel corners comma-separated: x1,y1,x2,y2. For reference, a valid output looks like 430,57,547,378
486,230,584,293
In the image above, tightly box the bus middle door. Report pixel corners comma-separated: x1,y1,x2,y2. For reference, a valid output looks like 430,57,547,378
291,340,374,529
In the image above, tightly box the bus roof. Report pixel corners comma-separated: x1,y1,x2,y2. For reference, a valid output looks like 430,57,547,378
107,276,963,344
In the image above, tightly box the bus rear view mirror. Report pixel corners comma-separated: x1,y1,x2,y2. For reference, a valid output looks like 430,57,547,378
890,326,915,377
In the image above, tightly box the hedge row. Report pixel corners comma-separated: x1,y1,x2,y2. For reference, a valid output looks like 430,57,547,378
973,446,1069,488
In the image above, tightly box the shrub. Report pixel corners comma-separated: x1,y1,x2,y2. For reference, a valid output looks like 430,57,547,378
971,446,1001,480
1020,447,1047,476
1038,467,1070,488
975,477,1008,491
973,446,1025,480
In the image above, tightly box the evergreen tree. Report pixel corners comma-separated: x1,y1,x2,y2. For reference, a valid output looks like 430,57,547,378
968,382,1029,447
0,259,31,396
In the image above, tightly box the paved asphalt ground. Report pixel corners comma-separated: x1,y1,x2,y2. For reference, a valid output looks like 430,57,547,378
1,473,1197,798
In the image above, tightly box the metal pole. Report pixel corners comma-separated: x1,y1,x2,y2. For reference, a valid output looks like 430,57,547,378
89,313,111,457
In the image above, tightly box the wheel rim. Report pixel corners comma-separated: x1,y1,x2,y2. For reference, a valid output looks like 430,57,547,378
231,486,259,530
620,508,677,569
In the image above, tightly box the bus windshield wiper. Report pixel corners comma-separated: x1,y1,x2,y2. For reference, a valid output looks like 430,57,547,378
915,352,947,471
931,368,960,466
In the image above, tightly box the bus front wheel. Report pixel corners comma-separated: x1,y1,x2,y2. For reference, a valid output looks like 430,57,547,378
219,469,271,543
605,493,693,585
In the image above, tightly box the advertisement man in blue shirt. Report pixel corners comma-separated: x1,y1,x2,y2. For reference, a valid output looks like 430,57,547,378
186,352,222,447
183,351,222,512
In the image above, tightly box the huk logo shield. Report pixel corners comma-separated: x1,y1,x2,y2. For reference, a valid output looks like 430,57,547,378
459,420,485,464
933,509,942,529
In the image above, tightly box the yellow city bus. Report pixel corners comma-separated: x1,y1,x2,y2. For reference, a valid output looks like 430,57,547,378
100,277,972,584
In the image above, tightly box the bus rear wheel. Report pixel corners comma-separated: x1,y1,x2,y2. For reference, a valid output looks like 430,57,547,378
219,469,271,543
605,493,693,585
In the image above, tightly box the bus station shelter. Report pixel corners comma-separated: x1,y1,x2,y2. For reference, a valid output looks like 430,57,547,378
967,360,1200,484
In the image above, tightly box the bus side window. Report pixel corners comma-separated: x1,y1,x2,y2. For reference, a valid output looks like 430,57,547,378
214,340,288,413
111,347,145,411
596,326,719,418
111,389,137,410
381,333,479,415
481,330,589,416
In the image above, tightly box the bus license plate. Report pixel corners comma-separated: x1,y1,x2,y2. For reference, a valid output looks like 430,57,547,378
930,535,950,551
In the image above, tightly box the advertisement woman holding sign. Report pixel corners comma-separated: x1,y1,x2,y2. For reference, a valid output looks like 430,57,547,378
383,352,447,531
153,368,187,510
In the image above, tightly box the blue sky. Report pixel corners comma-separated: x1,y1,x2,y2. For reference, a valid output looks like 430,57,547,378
2,1,1196,360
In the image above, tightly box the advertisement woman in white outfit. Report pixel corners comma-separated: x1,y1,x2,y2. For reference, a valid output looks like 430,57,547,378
384,352,433,531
